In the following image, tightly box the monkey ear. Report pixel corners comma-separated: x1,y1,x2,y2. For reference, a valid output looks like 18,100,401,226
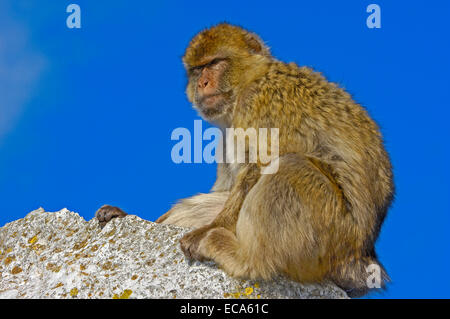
244,32,270,56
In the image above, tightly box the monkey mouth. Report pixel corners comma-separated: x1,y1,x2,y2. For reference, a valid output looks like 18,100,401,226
198,93,224,108
195,94,227,119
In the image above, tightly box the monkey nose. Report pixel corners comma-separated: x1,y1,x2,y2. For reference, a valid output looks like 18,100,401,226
199,80,209,89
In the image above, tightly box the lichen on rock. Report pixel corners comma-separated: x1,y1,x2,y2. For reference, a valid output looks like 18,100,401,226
0,208,348,299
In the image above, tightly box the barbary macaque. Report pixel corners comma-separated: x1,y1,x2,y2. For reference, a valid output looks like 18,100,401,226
96,23,394,297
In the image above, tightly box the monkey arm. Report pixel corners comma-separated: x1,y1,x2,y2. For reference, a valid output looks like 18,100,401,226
211,163,234,192
210,163,260,232
179,163,260,260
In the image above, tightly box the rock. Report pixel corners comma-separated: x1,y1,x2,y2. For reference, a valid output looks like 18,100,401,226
0,208,348,299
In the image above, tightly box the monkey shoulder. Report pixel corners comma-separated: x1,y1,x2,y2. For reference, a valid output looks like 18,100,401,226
237,62,340,123
235,61,382,147
249,62,345,110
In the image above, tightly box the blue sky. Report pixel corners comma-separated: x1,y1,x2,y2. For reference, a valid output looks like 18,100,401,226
0,1,449,298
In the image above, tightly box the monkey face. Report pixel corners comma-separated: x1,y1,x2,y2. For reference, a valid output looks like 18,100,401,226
186,57,234,121
182,24,272,122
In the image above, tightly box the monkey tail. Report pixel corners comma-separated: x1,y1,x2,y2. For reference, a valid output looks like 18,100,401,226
331,256,390,298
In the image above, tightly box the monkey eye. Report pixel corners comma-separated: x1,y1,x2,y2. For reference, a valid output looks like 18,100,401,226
206,58,228,69
188,58,227,75
188,65,205,76
207,58,221,67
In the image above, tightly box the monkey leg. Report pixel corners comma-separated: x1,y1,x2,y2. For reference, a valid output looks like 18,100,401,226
156,192,230,229
196,154,349,282
180,164,260,260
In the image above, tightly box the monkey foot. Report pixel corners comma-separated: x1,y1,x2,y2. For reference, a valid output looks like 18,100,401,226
180,226,211,261
95,205,127,228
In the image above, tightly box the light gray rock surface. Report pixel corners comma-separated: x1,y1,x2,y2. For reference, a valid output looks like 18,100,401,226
0,208,348,299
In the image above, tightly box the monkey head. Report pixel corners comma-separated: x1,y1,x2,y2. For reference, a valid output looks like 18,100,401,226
183,23,271,123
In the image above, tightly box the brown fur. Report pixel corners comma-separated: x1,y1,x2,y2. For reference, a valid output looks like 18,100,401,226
156,192,229,228
164,23,394,297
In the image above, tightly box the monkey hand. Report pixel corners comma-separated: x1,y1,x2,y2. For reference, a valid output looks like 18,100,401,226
95,205,127,228
180,225,212,261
